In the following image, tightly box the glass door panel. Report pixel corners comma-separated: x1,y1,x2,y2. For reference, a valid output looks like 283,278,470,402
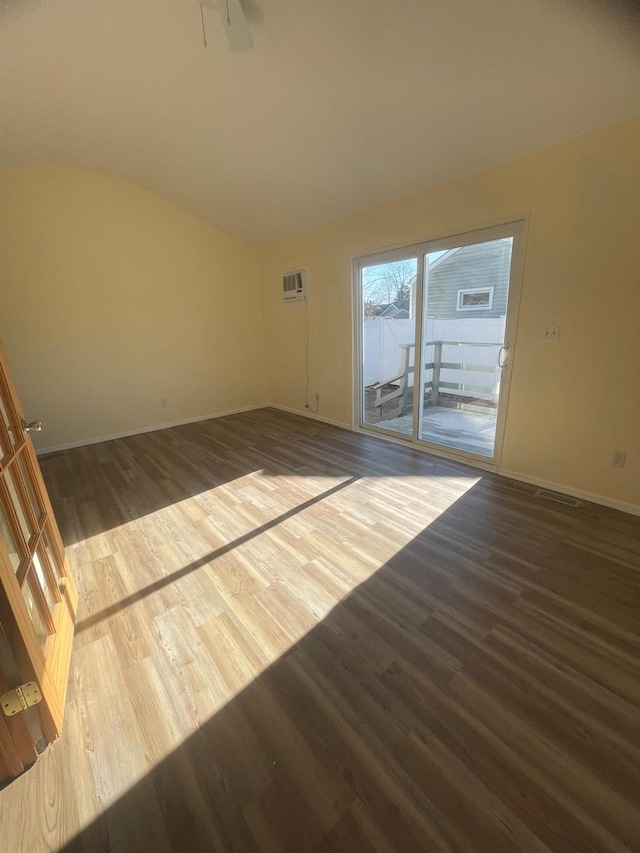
0,395,13,463
419,237,514,458
42,524,64,580
22,573,50,647
0,376,20,449
360,256,417,438
0,394,11,437
4,462,37,546
32,547,59,610
0,496,23,573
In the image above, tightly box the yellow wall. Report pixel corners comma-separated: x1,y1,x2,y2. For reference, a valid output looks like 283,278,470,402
0,165,268,450
260,118,640,510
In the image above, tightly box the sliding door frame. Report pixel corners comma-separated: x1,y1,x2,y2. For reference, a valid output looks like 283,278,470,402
352,217,529,472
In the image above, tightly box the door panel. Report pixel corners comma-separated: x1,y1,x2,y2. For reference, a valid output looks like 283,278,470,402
418,236,515,459
356,221,525,467
359,255,418,436
0,340,77,780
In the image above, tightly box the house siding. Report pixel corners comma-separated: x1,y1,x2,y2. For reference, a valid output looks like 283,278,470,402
425,238,512,319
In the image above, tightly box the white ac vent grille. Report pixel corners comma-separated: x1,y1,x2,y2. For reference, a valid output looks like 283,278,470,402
282,270,306,304
535,489,581,507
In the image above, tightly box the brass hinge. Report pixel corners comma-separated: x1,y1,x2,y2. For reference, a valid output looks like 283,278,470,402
0,682,43,716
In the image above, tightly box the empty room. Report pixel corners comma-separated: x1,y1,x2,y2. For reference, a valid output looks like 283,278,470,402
1,1,639,851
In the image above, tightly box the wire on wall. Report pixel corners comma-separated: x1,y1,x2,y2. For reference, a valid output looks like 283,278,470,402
200,4,208,47
304,301,319,413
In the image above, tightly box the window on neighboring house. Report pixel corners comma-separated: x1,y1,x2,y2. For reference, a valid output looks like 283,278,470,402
457,287,494,311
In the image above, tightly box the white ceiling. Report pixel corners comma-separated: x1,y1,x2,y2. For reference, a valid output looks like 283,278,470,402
2,0,640,245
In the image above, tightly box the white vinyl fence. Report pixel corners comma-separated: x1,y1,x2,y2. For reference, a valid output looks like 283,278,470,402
363,319,415,386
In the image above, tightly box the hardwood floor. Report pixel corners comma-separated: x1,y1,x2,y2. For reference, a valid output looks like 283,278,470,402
1,407,639,851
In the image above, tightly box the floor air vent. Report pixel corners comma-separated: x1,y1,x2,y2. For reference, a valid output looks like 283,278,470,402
535,488,581,507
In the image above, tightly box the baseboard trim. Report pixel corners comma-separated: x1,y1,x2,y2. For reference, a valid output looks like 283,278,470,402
35,404,269,456
267,404,351,431
499,469,640,517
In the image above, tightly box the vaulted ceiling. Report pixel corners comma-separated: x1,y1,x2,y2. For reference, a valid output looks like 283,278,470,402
2,0,640,244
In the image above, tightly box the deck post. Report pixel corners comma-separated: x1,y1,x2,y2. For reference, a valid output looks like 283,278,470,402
431,341,442,408
400,345,411,415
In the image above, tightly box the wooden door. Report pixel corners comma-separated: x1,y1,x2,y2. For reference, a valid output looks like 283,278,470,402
0,340,77,781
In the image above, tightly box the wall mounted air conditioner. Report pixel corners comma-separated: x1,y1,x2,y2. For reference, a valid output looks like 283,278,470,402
282,270,307,304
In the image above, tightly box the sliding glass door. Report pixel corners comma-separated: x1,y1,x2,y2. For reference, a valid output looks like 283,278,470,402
360,252,418,437
356,222,524,466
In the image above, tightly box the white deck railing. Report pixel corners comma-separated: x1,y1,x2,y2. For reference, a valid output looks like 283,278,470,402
372,340,502,417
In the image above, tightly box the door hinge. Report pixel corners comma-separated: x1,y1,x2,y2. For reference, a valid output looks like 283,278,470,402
1,682,42,716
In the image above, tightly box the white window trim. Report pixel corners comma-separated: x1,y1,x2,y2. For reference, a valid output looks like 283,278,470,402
457,286,494,311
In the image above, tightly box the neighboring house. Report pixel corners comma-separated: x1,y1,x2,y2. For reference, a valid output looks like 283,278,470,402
426,238,512,319
376,299,410,319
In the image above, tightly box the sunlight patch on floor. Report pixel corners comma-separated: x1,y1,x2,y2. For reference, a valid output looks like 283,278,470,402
44,467,482,847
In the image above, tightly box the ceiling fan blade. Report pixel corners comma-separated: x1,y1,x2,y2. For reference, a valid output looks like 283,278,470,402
215,0,253,52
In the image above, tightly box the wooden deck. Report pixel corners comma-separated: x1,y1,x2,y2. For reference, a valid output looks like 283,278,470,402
376,406,498,457
0,407,639,851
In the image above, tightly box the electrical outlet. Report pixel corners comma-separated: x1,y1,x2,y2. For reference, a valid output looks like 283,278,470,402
161,397,168,408
611,450,626,468
543,325,559,342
